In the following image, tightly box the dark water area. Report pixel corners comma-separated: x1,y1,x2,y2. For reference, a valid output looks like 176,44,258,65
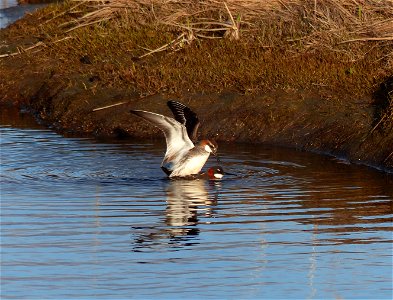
1,107,392,299
0,0,47,29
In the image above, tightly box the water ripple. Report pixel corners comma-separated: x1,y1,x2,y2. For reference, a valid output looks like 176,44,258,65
1,111,392,299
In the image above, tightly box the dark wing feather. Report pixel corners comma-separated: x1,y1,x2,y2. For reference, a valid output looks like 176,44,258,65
167,100,200,142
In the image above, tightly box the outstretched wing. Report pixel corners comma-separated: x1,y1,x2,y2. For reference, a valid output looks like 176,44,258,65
130,110,194,157
167,100,200,142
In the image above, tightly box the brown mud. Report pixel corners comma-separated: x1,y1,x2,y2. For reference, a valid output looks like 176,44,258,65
1,1,392,172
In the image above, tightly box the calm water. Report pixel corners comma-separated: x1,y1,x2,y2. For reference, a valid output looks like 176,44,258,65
0,0,18,10
0,0,46,29
1,108,392,299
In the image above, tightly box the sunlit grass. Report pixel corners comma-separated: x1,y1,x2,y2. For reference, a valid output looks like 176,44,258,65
1,0,392,126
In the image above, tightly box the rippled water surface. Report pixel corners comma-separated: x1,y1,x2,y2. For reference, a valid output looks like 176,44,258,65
1,108,392,299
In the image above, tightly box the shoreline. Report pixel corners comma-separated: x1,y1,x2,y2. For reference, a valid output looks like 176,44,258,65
1,0,392,173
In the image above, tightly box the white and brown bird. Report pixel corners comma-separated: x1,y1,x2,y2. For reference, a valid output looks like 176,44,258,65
130,101,218,178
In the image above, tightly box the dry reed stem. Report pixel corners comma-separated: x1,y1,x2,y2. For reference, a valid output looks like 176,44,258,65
339,36,393,44
138,31,195,58
65,16,112,32
42,2,84,24
0,37,73,58
0,41,45,58
92,101,129,111
384,148,393,163
223,2,239,40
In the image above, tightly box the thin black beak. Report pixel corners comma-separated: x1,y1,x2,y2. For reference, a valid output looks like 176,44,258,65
214,155,235,176
223,171,236,176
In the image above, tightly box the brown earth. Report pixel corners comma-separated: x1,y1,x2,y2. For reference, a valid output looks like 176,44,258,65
0,1,392,172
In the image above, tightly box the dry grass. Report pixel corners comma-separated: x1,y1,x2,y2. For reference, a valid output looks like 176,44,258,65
3,0,392,101
62,0,393,44
40,0,390,134
37,0,389,68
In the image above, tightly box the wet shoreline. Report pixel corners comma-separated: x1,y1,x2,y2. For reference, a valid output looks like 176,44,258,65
2,87,391,173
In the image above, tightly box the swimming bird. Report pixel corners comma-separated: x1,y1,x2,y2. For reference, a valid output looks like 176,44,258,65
177,166,225,180
200,166,225,180
130,101,218,178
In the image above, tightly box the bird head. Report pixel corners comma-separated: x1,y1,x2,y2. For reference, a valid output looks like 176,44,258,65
207,166,224,180
200,139,218,155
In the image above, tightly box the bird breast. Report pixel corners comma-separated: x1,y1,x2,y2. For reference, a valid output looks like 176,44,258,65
170,150,210,177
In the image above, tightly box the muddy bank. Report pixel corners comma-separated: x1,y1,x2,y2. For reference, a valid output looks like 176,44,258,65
0,1,392,172
2,68,392,172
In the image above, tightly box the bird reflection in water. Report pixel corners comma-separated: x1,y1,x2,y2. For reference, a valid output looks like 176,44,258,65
166,179,218,226
132,179,220,251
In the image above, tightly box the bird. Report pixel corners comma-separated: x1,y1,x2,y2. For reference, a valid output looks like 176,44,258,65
130,100,218,178
176,166,225,180
200,166,225,180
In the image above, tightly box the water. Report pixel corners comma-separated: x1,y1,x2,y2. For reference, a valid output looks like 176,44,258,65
1,107,392,299
0,0,18,10
0,0,47,29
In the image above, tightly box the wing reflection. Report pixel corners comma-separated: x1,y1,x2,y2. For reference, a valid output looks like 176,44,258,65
166,180,218,227
132,180,220,251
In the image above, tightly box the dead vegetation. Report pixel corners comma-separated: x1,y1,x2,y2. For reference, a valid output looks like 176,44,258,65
1,1,391,98
57,0,393,56
4,0,393,63
2,1,392,88
46,0,392,130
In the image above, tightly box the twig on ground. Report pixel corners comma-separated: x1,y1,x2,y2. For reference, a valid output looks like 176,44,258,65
42,2,84,24
138,32,195,58
339,36,393,44
92,101,129,111
0,42,45,58
0,37,73,58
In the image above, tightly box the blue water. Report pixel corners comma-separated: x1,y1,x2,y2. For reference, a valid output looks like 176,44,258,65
0,0,46,29
0,0,18,10
1,108,392,299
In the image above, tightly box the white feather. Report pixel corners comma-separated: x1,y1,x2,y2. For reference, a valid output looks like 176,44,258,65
204,144,212,153
131,108,213,178
131,110,194,159
170,152,210,177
